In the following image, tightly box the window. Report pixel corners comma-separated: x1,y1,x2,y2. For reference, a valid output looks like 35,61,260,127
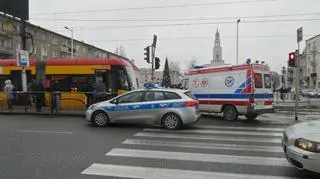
184,91,197,100
42,34,46,42
144,91,165,101
0,22,3,31
52,36,58,44
216,54,219,59
264,74,271,89
254,73,263,88
182,79,189,90
308,43,311,51
164,92,181,100
117,92,143,104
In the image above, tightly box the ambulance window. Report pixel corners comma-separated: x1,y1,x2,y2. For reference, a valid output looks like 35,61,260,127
182,79,189,90
264,74,271,89
254,73,263,88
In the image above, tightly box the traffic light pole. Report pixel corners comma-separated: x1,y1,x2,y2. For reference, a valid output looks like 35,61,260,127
151,46,155,82
295,45,300,121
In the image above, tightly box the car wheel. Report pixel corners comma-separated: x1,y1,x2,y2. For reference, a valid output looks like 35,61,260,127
223,105,238,121
92,111,109,127
162,113,182,130
245,114,259,120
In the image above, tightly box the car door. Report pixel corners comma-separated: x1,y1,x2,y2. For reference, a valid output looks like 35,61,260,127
108,91,145,123
142,91,167,124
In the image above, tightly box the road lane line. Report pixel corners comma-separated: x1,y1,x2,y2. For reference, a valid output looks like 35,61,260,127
16,130,73,135
123,139,283,153
82,164,297,179
195,125,284,132
135,132,282,143
106,148,291,167
143,128,283,137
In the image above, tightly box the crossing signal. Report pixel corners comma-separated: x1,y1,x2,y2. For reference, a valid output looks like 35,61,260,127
155,57,160,69
288,52,296,67
144,46,150,63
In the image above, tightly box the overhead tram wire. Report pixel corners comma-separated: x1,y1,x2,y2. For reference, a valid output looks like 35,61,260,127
31,0,276,15
56,18,320,31
87,34,316,43
30,12,320,22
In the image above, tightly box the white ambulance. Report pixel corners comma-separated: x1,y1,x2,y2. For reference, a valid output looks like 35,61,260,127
182,63,274,121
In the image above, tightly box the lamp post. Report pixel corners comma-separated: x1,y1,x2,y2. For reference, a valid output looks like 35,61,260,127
236,19,241,65
64,26,74,59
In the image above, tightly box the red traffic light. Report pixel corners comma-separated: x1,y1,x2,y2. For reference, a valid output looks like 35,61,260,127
289,52,296,60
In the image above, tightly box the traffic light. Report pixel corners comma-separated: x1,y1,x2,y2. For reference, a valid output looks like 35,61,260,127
155,57,160,69
144,46,150,63
288,52,296,67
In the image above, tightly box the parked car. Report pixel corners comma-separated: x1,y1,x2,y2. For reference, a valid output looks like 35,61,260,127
282,120,320,173
302,89,319,98
85,88,200,129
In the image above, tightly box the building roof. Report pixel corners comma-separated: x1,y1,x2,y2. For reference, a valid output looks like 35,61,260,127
306,34,320,42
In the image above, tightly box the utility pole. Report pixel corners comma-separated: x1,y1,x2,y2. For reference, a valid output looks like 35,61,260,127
20,20,27,112
151,35,157,82
65,26,74,58
295,27,303,121
236,19,241,65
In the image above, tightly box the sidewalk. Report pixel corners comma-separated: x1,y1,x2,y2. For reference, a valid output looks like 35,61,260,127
0,106,84,117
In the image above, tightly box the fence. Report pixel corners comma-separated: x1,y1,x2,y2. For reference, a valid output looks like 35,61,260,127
0,91,118,115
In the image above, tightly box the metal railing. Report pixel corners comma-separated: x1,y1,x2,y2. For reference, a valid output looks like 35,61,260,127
0,91,118,115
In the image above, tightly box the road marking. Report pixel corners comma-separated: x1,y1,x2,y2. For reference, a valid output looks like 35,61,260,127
106,148,291,167
143,128,283,137
81,163,298,179
195,125,284,132
123,139,283,153
135,132,282,143
16,130,73,135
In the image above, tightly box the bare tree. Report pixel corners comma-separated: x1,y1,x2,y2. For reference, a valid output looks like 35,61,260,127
114,45,127,57
119,45,126,57
169,60,181,74
187,57,198,70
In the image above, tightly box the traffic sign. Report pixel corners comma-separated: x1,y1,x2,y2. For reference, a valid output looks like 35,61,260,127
16,50,29,67
297,27,303,43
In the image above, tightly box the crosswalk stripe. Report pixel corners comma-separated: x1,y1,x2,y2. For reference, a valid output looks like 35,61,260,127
81,163,298,179
144,128,283,137
135,132,282,143
195,125,284,132
123,139,283,153
106,148,291,167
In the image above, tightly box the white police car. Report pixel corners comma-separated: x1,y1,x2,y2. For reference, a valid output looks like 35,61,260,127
282,120,320,173
86,88,200,129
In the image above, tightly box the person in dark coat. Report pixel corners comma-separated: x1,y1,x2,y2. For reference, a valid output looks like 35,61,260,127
34,80,45,112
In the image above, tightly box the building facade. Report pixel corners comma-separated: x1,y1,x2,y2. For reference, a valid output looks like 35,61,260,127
0,14,125,61
287,34,320,89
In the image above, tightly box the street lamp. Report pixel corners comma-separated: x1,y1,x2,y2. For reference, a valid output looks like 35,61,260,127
236,19,241,65
64,26,74,59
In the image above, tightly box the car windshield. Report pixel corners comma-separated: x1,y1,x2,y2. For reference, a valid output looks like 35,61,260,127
2,1,320,179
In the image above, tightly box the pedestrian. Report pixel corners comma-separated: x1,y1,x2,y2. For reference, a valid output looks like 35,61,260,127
34,79,45,112
4,79,14,111
51,80,60,114
27,79,35,106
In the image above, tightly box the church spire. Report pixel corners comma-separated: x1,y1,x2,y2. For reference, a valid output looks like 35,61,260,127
214,27,220,47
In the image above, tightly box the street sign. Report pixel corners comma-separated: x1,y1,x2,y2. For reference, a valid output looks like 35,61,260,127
152,35,157,48
16,49,29,67
297,27,303,43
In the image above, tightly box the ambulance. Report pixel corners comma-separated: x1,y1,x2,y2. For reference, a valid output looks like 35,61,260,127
182,63,274,121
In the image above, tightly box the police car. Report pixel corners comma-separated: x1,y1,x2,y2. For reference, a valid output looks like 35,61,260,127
86,88,200,129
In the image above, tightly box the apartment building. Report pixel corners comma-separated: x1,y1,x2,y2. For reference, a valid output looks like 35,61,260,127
0,13,124,61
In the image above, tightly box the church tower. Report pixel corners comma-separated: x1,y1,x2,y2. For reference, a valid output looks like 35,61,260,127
211,28,224,65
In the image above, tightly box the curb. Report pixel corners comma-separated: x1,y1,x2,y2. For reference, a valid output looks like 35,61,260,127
0,112,84,118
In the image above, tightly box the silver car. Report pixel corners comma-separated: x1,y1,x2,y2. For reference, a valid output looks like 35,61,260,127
282,120,320,173
86,88,200,129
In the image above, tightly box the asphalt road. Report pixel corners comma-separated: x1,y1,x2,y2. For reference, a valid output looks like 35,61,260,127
0,115,319,179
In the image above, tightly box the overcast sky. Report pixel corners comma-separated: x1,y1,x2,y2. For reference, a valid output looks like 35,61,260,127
29,0,320,72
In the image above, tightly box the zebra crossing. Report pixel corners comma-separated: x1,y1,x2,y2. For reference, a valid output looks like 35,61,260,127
81,125,306,179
